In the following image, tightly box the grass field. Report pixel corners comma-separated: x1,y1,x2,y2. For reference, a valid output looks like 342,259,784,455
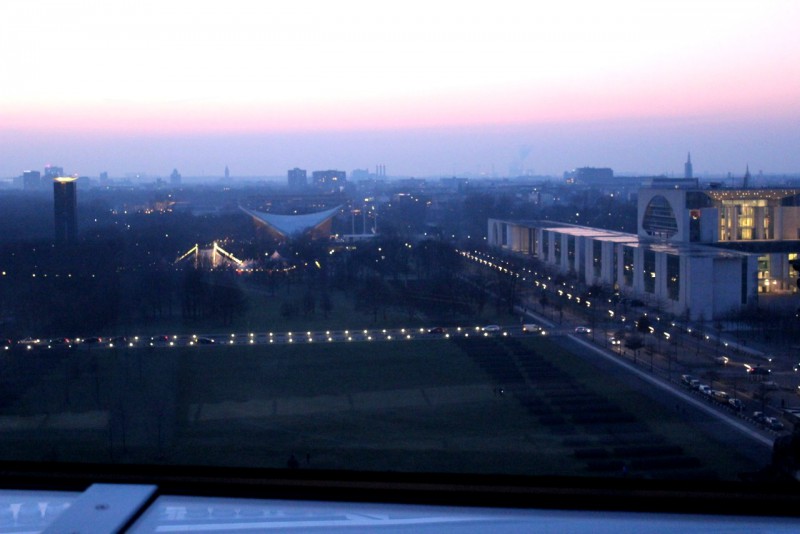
0,336,762,479
117,281,514,337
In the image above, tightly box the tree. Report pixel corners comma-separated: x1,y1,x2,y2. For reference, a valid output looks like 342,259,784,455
626,336,644,362
636,314,652,334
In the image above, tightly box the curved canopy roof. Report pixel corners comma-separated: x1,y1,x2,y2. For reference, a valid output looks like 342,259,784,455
241,205,341,238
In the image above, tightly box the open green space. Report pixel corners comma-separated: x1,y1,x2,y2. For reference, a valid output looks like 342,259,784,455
0,336,762,479
116,281,513,337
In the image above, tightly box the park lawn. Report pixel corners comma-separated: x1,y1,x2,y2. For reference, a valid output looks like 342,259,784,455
0,336,760,479
107,278,519,338
173,339,576,474
512,337,759,480
179,340,490,403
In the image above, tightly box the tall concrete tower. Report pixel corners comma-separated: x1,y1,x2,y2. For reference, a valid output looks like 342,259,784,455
684,152,693,179
53,177,77,244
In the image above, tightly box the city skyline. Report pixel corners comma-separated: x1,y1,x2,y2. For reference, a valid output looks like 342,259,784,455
1,1,799,177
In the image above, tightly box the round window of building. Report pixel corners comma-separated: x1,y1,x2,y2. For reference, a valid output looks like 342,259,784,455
642,195,678,239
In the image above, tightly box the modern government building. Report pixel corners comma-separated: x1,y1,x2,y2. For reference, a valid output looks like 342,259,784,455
488,179,800,321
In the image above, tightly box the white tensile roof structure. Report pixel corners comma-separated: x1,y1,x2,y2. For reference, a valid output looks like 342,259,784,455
241,205,342,238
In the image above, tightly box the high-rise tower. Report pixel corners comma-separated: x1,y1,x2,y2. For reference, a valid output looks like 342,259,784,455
684,152,693,179
53,177,77,244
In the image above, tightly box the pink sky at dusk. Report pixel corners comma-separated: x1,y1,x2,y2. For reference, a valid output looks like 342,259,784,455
1,1,799,177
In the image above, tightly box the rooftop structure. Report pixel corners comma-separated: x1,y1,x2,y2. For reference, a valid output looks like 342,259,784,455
241,205,342,240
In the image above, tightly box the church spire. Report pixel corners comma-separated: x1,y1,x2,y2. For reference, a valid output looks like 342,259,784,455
684,152,693,179
743,164,751,188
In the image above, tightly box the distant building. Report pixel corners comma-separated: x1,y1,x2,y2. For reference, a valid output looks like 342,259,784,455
170,168,182,186
288,168,307,189
566,167,614,185
53,177,77,244
684,153,693,179
224,165,230,180
44,165,64,181
311,170,346,191
22,170,41,191
351,168,371,181
99,171,109,185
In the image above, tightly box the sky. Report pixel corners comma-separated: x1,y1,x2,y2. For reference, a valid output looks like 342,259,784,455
1,0,799,178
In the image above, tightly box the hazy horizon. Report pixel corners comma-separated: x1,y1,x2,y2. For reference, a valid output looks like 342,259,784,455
2,1,799,178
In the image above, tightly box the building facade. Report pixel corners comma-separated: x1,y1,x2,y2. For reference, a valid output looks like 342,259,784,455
53,177,77,244
311,170,346,191
288,168,307,189
488,182,800,320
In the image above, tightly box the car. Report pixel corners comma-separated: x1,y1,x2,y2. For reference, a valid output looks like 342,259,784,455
715,356,729,365
522,324,544,334
197,337,215,344
689,329,705,339
753,411,768,424
47,338,72,349
81,337,103,344
746,365,770,375
689,379,702,390
680,374,696,386
481,325,501,333
427,327,446,334
698,384,713,396
761,380,780,390
764,416,785,431
712,390,729,403
728,398,744,411
574,326,591,334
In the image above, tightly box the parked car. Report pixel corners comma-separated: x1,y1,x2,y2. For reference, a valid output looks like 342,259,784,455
681,374,697,387
197,337,215,345
753,411,768,424
574,326,591,334
698,384,713,396
728,398,744,411
481,325,501,333
689,379,702,390
764,416,785,431
712,390,729,403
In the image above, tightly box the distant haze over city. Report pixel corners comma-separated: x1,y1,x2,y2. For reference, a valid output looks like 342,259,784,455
1,1,799,177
